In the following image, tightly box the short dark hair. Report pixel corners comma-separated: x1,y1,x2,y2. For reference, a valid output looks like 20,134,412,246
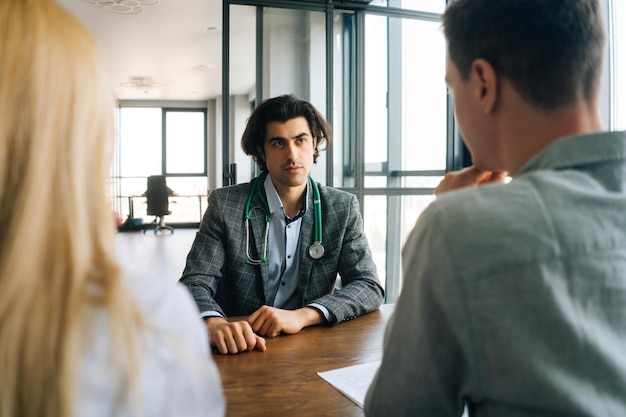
442,0,605,110
240,94,331,171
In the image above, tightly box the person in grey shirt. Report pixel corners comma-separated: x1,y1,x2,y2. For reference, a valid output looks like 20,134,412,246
365,0,626,416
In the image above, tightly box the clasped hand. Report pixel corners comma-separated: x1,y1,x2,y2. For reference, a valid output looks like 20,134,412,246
207,306,322,355
435,166,508,196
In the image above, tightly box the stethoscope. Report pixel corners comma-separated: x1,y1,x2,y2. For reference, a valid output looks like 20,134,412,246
244,172,324,265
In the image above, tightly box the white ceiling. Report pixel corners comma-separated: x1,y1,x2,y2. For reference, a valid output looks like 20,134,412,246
57,0,255,102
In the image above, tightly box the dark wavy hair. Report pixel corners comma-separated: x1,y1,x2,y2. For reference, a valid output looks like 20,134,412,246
443,0,605,111
240,94,332,171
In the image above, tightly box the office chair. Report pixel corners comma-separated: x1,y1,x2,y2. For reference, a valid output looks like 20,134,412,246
143,175,175,234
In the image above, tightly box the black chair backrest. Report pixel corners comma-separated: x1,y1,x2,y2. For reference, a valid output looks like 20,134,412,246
146,175,170,216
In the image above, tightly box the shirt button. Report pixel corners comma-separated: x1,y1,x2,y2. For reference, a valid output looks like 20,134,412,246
281,282,286,286
287,255,291,259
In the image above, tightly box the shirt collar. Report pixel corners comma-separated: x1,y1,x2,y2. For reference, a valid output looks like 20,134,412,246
517,131,626,176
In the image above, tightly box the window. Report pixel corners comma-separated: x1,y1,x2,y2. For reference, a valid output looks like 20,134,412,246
360,11,447,301
119,107,161,182
113,107,208,224
369,0,445,14
165,110,206,174
614,0,626,130
362,14,447,188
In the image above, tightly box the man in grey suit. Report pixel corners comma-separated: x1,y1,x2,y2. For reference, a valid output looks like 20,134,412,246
180,94,384,355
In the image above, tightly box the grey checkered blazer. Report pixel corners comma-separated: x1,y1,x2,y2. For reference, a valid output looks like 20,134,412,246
179,177,384,323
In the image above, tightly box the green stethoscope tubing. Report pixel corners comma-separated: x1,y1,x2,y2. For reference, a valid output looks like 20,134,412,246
243,172,323,264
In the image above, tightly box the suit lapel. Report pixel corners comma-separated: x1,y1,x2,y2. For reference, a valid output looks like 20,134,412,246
297,189,315,298
249,189,271,303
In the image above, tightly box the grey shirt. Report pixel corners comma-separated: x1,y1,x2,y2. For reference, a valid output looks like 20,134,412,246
365,131,626,417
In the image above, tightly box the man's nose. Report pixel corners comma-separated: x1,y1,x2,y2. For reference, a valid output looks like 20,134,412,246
285,141,297,158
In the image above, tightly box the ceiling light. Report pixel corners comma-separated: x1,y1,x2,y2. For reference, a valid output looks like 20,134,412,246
120,76,162,92
81,0,159,15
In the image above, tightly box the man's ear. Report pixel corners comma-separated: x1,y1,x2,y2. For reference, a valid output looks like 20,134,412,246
471,58,498,114
257,146,265,160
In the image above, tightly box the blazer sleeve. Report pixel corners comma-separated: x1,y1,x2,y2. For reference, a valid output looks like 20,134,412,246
311,191,384,322
179,189,229,317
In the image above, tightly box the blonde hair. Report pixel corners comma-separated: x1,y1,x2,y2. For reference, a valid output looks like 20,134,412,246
0,1,142,416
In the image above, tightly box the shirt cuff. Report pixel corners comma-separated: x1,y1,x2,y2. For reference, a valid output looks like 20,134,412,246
200,311,226,320
307,303,336,323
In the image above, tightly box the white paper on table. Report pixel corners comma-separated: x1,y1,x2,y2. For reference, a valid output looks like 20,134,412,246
318,361,470,416
317,360,381,408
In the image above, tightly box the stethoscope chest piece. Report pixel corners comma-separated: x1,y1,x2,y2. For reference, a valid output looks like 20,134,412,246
309,242,325,259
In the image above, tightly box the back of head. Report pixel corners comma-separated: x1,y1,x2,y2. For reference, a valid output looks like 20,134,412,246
0,0,115,266
442,0,605,110
240,94,332,171
0,1,132,417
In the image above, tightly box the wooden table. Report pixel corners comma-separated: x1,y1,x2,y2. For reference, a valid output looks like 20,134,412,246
213,303,395,417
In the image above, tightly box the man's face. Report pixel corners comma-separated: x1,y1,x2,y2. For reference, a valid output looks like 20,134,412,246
261,116,316,195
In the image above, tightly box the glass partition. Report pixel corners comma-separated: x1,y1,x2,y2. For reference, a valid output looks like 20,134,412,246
224,0,447,301
362,14,446,189
369,0,445,14
364,194,436,295
229,5,257,184
614,0,626,130
228,5,328,185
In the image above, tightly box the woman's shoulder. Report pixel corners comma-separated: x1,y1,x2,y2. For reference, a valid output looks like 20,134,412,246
127,275,225,416
77,275,225,417
125,274,204,333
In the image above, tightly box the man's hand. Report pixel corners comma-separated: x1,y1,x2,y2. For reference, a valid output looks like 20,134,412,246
435,166,508,196
248,306,324,338
205,317,266,355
